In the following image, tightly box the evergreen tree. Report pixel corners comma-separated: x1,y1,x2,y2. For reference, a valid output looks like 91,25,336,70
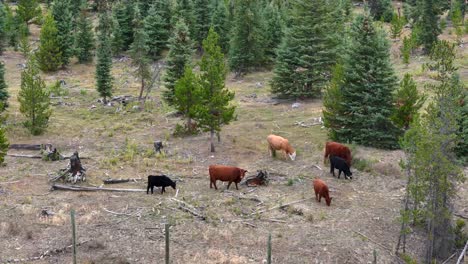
137,0,152,17
163,19,194,105
3,5,21,49
144,3,168,59
262,3,283,65
0,2,6,55
173,0,196,40
228,0,264,76
455,87,467,163
369,0,393,22
0,62,8,111
322,63,345,140
174,66,202,132
329,14,399,149
0,123,8,165
130,6,150,101
18,56,52,135
51,0,74,66
153,0,172,36
196,28,235,152
391,74,426,130
390,13,405,39
271,0,340,98
36,13,62,72
17,0,41,26
95,9,113,104
112,1,134,53
417,0,441,53
75,5,95,63
210,0,229,53
193,0,211,49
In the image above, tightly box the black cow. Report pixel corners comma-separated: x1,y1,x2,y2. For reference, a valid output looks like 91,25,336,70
330,155,353,179
147,175,176,194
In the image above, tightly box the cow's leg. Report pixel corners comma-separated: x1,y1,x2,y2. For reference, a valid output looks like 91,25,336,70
338,170,342,179
151,186,154,194
147,184,150,194
161,186,165,194
235,182,239,190
315,191,319,201
318,194,322,203
210,180,213,189
227,181,232,190
330,164,335,177
213,181,218,190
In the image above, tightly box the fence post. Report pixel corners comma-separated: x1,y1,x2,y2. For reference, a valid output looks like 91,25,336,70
267,233,272,264
165,223,170,264
373,249,377,264
71,209,77,264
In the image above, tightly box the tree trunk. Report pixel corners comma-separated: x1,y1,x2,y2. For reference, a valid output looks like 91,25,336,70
217,132,220,143
187,117,192,132
210,129,215,152
139,78,145,101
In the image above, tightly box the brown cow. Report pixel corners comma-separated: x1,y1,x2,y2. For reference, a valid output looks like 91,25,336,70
313,178,332,206
267,134,296,161
323,141,352,167
209,165,247,190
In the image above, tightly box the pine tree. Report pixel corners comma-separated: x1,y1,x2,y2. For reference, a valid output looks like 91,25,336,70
17,0,41,26
193,0,211,49
455,87,467,163
270,0,340,98
18,56,52,135
391,74,426,130
3,5,21,49
322,63,345,140
51,0,74,66
75,4,95,63
196,28,235,152
144,3,168,59
174,66,202,132
0,62,8,111
330,14,399,149
369,0,393,22
0,2,6,55
163,19,194,105
130,6,150,101
262,3,283,65
0,124,8,165
95,9,113,104
210,0,229,53
390,13,405,39
416,0,441,52
112,1,134,53
173,0,196,40
228,0,264,76
153,0,172,35
36,12,62,72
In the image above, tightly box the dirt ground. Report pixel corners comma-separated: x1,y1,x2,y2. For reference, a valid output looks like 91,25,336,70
1,13,468,264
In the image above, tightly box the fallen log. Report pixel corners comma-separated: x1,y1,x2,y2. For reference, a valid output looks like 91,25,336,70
250,198,312,216
9,144,49,150
51,184,146,192
6,153,42,159
103,178,142,184
171,198,206,220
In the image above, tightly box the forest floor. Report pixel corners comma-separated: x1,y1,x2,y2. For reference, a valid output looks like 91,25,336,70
1,13,468,264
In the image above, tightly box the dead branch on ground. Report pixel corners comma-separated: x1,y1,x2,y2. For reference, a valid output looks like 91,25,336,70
171,198,206,220
250,198,312,216
103,178,142,184
51,184,146,192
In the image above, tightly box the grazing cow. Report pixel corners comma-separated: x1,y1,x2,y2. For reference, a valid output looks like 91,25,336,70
313,178,332,206
209,165,247,190
147,175,176,194
330,155,353,179
324,141,352,167
267,134,296,161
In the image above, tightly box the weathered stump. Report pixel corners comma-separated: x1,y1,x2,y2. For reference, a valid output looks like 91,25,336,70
154,141,163,154
51,151,86,183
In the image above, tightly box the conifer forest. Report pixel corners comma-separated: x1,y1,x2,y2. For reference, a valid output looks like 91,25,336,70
0,0,467,263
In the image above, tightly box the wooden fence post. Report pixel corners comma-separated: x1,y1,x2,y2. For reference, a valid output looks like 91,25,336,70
71,209,77,264
165,223,170,264
267,233,272,264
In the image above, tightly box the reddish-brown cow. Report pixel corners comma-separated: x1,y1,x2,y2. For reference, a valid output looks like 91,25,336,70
209,165,247,190
267,134,296,161
313,178,332,206
323,141,352,167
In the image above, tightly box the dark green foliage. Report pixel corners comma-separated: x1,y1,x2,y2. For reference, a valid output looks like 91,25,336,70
51,0,74,66
174,66,201,133
144,3,169,59
0,3,6,54
210,0,229,53
153,0,172,35
75,5,95,63
391,74,426,130
418,0,441,53
197,28,235,152
193,0,211,48
17,0,41,25
454,219,467,248
112,1,135,53
369,0,393,22
95,10,113,103
322,63,345,140
129,6,150,101
18,56,52,135
401,36,412,65
454,78,467,163
137,0,152,17
36,13,62,72
330,14,399,149
270,0,340,99
163,19,194,105
228,0,265,76
390,13,405,39
0,122,7,165
262,3,283,65
3,5,23,49
0,62,8,110
173,0,196,39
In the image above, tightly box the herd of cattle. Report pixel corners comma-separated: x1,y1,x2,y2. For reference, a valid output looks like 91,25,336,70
146,134,354,207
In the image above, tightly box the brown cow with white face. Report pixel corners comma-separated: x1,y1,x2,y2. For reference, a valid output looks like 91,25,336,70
267,134,296,161
209,165,247,190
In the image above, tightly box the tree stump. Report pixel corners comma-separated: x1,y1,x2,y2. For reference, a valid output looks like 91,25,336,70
243,170,269,187
154,141,163,154
51,151,86,183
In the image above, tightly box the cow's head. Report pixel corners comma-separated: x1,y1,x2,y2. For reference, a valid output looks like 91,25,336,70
240,169,248,179
289,151,296,161
325,197,332,206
